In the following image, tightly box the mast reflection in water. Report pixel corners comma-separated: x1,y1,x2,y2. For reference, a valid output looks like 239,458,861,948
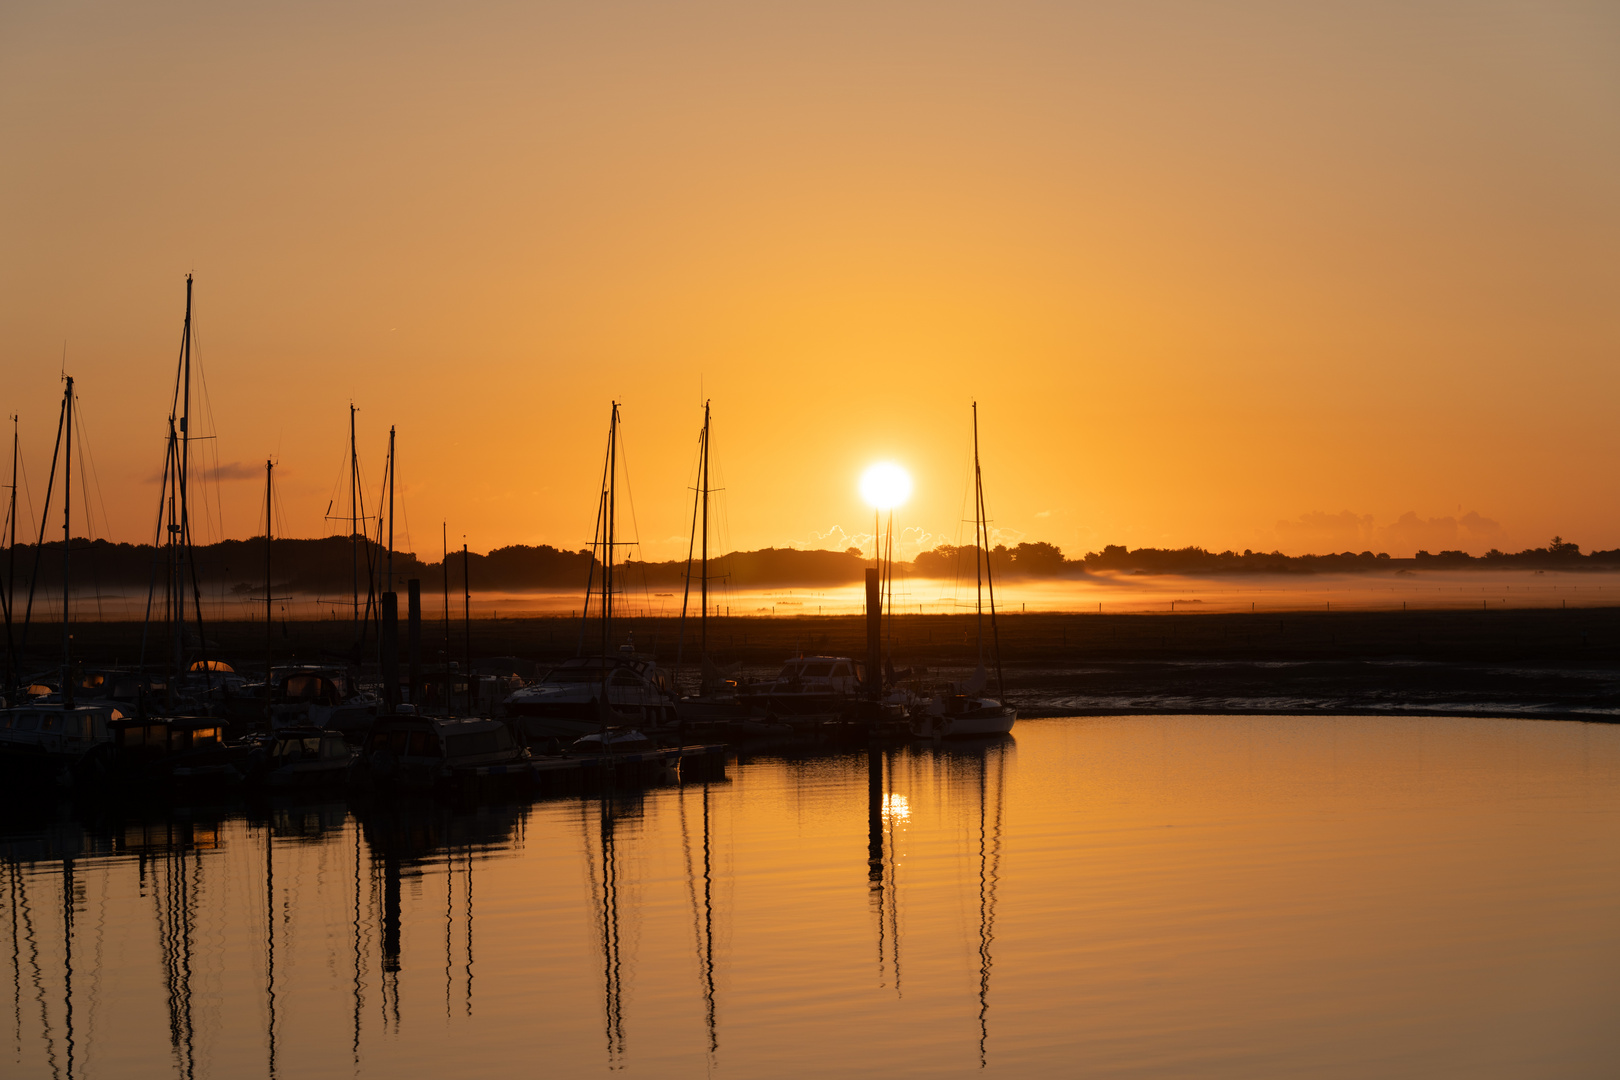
5,716,1620,1078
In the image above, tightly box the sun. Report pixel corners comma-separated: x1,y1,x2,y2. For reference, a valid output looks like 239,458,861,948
859,462,912,510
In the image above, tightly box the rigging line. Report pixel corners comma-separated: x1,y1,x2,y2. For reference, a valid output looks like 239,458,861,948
613,417,650,601
17,422,39,547
675,422,704,680
17,386,68,673
137,435,177,713
68,392,108,622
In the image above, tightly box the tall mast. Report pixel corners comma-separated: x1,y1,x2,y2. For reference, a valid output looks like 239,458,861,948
700,400,709,661
599,404,617,737
441,521,450,710
386,426,395,594
350,404,360,647
972,402,1005,703
3,416,16,703
602,403,612,641
61,377,73,710
602,403,618,655
462,541,472,715
172,276,195,695
265,459,274,723
973,404,983,668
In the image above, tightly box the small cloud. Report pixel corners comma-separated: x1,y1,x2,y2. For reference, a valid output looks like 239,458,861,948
147,459,268,484
211,461,267,481
1035,510,1051,519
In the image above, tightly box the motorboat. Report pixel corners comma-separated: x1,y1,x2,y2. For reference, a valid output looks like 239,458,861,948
910,687,1017,738
735,656,866,718
244,727,353,788
358,713,529,789
502,648,679,741
0,702,125,785
568,728,660,756
73,715,251,791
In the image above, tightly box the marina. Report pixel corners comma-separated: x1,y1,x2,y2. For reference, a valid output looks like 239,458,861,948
6,3,1619,1072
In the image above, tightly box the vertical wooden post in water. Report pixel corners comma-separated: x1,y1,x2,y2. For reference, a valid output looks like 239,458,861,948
865,567,881,701
381,592,399,715
407,579,422,708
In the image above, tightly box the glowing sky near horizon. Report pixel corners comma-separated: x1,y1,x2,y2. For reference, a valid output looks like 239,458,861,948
2,1,1617,561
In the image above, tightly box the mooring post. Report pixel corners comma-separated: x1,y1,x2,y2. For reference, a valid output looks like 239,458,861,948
866,567,881,700
381,591,399,714
407,579,422,707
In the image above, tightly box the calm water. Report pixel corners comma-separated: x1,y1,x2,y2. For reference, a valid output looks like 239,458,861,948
5,716,1619,1078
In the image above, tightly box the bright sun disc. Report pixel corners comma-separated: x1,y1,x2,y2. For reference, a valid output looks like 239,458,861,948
859,462,912,509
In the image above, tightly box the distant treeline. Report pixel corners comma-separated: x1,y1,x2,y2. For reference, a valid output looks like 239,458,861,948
3,535,1617,598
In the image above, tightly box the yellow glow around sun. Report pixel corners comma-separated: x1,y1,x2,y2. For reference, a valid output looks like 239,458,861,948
859,462,912,510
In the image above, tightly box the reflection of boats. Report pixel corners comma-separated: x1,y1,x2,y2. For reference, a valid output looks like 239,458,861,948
503,650,679,740
912,403,1016,739
736,655,866,717
358,712,529,789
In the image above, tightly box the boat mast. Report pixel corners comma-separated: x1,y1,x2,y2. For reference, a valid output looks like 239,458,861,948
61,376,73,710
463,541,472,715
3,416,16,704
265,458,274,723
441,521,450,711
972,402,1005,703
604,402,618,650
599,404,617,736
386,426,395,596
171,276,195,701
700,400,709,662
349,404,360,649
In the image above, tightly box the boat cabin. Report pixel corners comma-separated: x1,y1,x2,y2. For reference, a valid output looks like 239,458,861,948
111,716,227,756
0,704,123,758
362,715,527,785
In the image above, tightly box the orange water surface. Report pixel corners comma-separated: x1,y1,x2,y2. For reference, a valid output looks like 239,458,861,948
4,715,1618,1078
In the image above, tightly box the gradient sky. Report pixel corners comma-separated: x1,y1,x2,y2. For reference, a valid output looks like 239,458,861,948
3,0,1617,561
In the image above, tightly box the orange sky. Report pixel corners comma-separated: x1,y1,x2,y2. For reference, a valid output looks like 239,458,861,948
3,1,1617,561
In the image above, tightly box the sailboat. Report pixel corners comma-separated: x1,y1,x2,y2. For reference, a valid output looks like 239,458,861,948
911,403,1016,738
69,278,251,791
670,402,756,729
0,376,125,784
503,403,680,742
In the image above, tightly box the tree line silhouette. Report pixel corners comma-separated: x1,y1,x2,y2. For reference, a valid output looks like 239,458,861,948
3,534,1616,599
